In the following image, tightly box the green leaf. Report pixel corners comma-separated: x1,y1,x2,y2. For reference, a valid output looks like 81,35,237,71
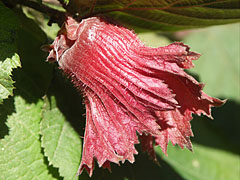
0,54,21,103
0,96,56,180
38,66,87,179
64,0,69,5
156,142,239,180
39,67,86,179
41,95,82,180
0,2,21,103
185,23,240,102
21,7,60,40
68,0,240,31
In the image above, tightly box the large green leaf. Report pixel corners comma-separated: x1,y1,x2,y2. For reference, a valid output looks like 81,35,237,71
41,95,82,180
0,97,57,180
185,23,240,102
0,2,21,103
68,0,240,31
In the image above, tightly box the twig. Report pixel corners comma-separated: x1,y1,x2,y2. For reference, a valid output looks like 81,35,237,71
57,0,68,9
5,0,66,26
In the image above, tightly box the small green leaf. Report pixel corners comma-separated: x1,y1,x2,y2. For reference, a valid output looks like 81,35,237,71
0,97,56,180
185,23,240,101
41,95,82,180
64,0,69,5
68,0,240,31
0,54,21,103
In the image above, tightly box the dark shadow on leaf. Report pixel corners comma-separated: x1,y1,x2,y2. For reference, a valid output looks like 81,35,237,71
0,28,18,63
41,148,64,180
186,69,239,154
0,97,14,139
191,99,240,154
0,1,19,63
46,67,87,180
46,67,86,137
87,145,184,180
11,8,52,104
